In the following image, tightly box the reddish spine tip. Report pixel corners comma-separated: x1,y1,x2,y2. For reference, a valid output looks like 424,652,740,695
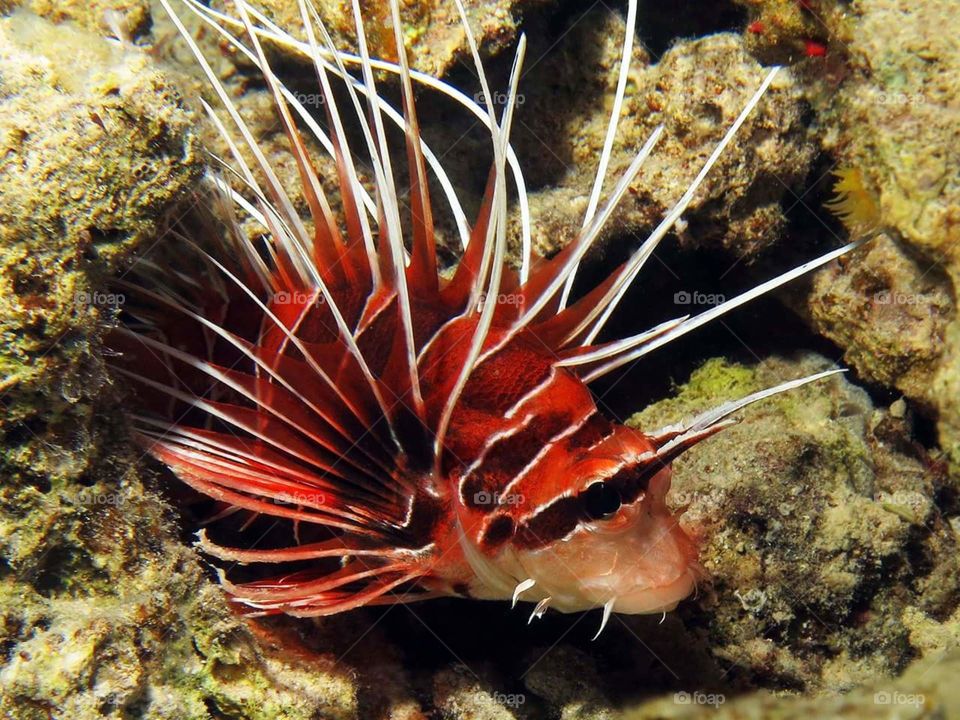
747,20,765,34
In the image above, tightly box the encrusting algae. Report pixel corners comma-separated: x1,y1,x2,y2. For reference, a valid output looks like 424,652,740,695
798,0,960,475
0,9,359,720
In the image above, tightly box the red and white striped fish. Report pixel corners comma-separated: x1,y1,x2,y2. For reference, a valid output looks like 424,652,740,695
111,0,857,635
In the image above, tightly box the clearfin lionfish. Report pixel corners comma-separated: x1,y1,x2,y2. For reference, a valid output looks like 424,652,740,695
110,0,859,634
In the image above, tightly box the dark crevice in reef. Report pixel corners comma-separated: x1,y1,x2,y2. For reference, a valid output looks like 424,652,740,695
430,4,613,194
430,0,749,196
356,595,725,704
543,0,748,61
630,0,748,59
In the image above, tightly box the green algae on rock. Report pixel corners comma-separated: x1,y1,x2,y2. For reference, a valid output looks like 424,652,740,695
0,10,356,720
629,355,957,693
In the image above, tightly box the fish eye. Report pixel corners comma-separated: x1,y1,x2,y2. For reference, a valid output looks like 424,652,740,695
581,481,622,520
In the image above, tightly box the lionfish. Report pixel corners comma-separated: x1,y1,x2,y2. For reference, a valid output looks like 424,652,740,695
111,0,857,636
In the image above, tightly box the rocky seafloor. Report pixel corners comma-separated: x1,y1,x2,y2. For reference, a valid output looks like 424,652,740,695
0,0,958,718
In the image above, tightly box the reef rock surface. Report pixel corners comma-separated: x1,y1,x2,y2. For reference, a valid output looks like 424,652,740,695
0,1,958,719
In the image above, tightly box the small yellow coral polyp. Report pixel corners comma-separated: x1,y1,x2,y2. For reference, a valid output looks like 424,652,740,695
825,168,881,232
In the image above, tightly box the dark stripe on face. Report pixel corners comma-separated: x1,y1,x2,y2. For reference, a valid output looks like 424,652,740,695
462,411,572,513
514,496,581,550
511,459,659,551
605,462,657,505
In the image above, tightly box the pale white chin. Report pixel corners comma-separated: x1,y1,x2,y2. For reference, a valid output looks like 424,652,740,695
457,505,700,616
541,564,697,615
606,567,697,615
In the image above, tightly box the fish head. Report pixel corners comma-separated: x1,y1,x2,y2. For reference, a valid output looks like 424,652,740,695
460,423,701,615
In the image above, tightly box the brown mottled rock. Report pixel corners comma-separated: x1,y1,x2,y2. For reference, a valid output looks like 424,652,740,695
807,234,953,410
799,0,960,469
496,11,816,261
629,354,957,693
246,0,528,77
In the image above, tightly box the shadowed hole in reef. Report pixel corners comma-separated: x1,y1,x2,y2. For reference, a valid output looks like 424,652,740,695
544,0,747,61
421,0,747,199
4,418,49,450
31,545,104,598
630,0,748,58
338,598,724,704
419,2,613,195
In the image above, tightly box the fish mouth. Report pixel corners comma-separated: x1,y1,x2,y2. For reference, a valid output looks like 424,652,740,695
611,565,699,615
